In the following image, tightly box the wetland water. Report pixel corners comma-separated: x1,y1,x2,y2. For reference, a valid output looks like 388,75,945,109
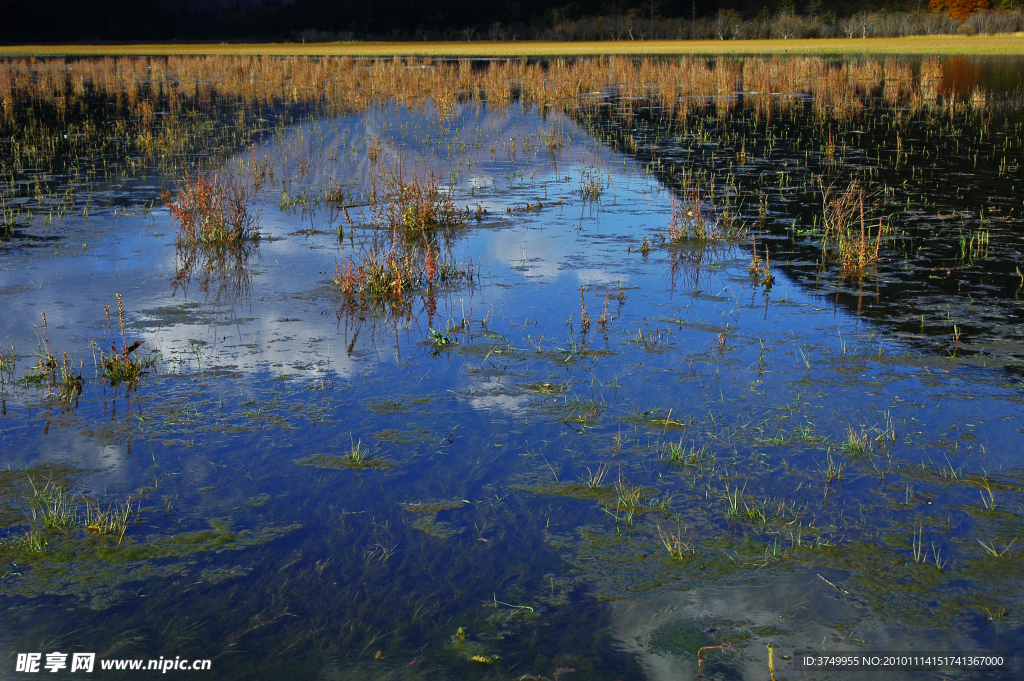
1,54,1023,680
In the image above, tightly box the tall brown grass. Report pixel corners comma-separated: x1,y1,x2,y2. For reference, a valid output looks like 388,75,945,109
0,53,977,130
819,178,890,274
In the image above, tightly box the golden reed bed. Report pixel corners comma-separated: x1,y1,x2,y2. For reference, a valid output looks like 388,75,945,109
0,53,968,122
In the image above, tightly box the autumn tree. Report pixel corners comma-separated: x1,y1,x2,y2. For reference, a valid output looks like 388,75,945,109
930,0,991,20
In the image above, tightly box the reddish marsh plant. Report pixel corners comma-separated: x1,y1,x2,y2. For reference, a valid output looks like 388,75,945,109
163,168,260,245
370,165,466,237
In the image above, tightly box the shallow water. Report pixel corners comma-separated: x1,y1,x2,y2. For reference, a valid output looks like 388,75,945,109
1,56,1023,680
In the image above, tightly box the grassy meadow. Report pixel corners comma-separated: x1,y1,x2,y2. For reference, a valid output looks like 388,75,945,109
2,34,1024,57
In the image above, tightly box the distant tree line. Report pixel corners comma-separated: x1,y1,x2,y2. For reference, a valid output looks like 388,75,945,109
532,8,1024,41
2,0,1022,43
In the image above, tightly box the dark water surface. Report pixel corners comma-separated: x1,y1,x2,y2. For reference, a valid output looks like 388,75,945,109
1,55,1023,680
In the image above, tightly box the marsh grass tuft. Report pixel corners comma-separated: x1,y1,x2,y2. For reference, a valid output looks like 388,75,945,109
296,438,379,469
25,477,137,546
99,294,150,388
581,462,610,489
58,352,84,406
542,124,567,154
820,449,846,484
579,286,591,334
977,537,1015,558
819,178,890,274
667,183,746,243
657,522,696,560
668,186,717,242
605,474,669,531
629,326,667,351
335,169,474,305
0,345,14,384
29,478,78,533
347,439,371,465
18,530,48,554
723,484,746,521
841,427,873,457
370,166,466,236
334,235,473,306
163,168,260,245
578,167,604,201
661,440,714,468
84,496,137,545
748,235,774,290
24,312,58,387
20,314,83,406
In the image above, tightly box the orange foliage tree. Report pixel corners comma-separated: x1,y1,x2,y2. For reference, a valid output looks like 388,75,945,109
930,0,991,20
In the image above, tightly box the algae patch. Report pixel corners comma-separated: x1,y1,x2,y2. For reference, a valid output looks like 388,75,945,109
295,453,389,470
0,520,301,608
403,499,467,539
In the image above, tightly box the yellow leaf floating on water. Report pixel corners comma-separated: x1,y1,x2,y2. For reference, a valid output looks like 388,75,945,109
373,650,382,659
469,655,495,666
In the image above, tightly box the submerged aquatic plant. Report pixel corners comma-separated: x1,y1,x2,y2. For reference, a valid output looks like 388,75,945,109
163,168,260,245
